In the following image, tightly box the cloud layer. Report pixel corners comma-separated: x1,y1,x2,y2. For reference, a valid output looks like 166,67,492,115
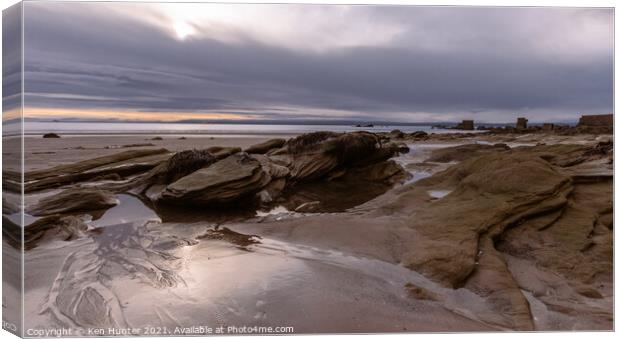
23,2,613,123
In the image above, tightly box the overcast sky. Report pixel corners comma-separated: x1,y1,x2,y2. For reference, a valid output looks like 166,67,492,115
21,2,613,123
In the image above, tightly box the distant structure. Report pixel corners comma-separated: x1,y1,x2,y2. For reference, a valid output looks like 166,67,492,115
516,117,528,130
542,123,555,131
578,114,613,127
455,120,474,130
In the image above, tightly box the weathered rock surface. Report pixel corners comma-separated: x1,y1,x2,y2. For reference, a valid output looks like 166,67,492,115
244,138,286,154
405,282,441,301
229,140,613,330
158,153,270,205
28,132,410,210
28,188,119,216
6,148,173,193
294,201,322,213
285,131,408,182
425,143,510,163
410,131,429,140
3,214,90,250
389,129,405,139
2,196,19,214
251,154,290,179
27,148,170,181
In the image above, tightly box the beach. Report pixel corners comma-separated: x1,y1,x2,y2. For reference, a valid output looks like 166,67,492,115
2,128,613,333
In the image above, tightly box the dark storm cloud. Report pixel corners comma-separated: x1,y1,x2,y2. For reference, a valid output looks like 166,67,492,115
22,2,613,122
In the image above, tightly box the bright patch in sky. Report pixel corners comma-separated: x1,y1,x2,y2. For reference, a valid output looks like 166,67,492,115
172,20,195,40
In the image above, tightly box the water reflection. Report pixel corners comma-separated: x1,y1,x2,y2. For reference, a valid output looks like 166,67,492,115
91,194,160,227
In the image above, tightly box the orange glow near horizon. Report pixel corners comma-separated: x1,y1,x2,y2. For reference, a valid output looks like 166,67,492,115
23,107,253,122
2,107,21,121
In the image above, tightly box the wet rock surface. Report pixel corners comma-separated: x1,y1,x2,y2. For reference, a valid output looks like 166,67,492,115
229,138,613,330
98,131,412,211
28,188,119,216
244,138,286,154
425,143,510,163
159,153,271,205
3,148,173,193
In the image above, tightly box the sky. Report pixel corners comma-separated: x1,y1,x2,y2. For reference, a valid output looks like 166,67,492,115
17,2,614,123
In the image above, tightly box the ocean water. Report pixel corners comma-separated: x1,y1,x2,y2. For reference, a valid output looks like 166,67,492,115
19,121,470,136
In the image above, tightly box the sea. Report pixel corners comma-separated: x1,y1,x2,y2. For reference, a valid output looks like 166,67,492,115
12,121,474,136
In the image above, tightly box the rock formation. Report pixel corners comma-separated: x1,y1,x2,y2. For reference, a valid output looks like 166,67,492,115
70,131,411,210
28,188,119,216
158,153,271,205
244,138,286,154
229,140,613,330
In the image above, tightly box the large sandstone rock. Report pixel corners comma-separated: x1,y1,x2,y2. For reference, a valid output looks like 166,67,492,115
18,149,172,193
229,141,613,330
3,213,91,250
410,131,429,140
245,138,286,154
204,146,241,160
27,148,170,181
111,148,240,198
285,131,407,181
158,153,270,205
425,143,509,163
251,154,290,179
403,152,572,286
28,188,119,216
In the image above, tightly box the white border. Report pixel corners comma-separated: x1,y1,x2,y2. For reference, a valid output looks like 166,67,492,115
0,1,617,339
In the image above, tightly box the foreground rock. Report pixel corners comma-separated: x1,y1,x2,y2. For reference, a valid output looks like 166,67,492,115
1,148,172,193
158,153,270,205
280,131,408,182
20,132,409,211
425,143,510,162
3,214,91,250
28,188,119,216
229,140,613,330
244,138,286,154
112,131,411,209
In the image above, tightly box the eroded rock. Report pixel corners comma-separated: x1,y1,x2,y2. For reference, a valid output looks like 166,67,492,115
425,143,509,163
28,188,119,216
19,149,172,193
227,141,613,330
245,138,286,154
158,153,270,205
285,131,407,182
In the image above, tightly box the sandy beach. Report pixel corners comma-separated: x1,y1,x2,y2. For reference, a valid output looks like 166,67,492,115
1,129,612,334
